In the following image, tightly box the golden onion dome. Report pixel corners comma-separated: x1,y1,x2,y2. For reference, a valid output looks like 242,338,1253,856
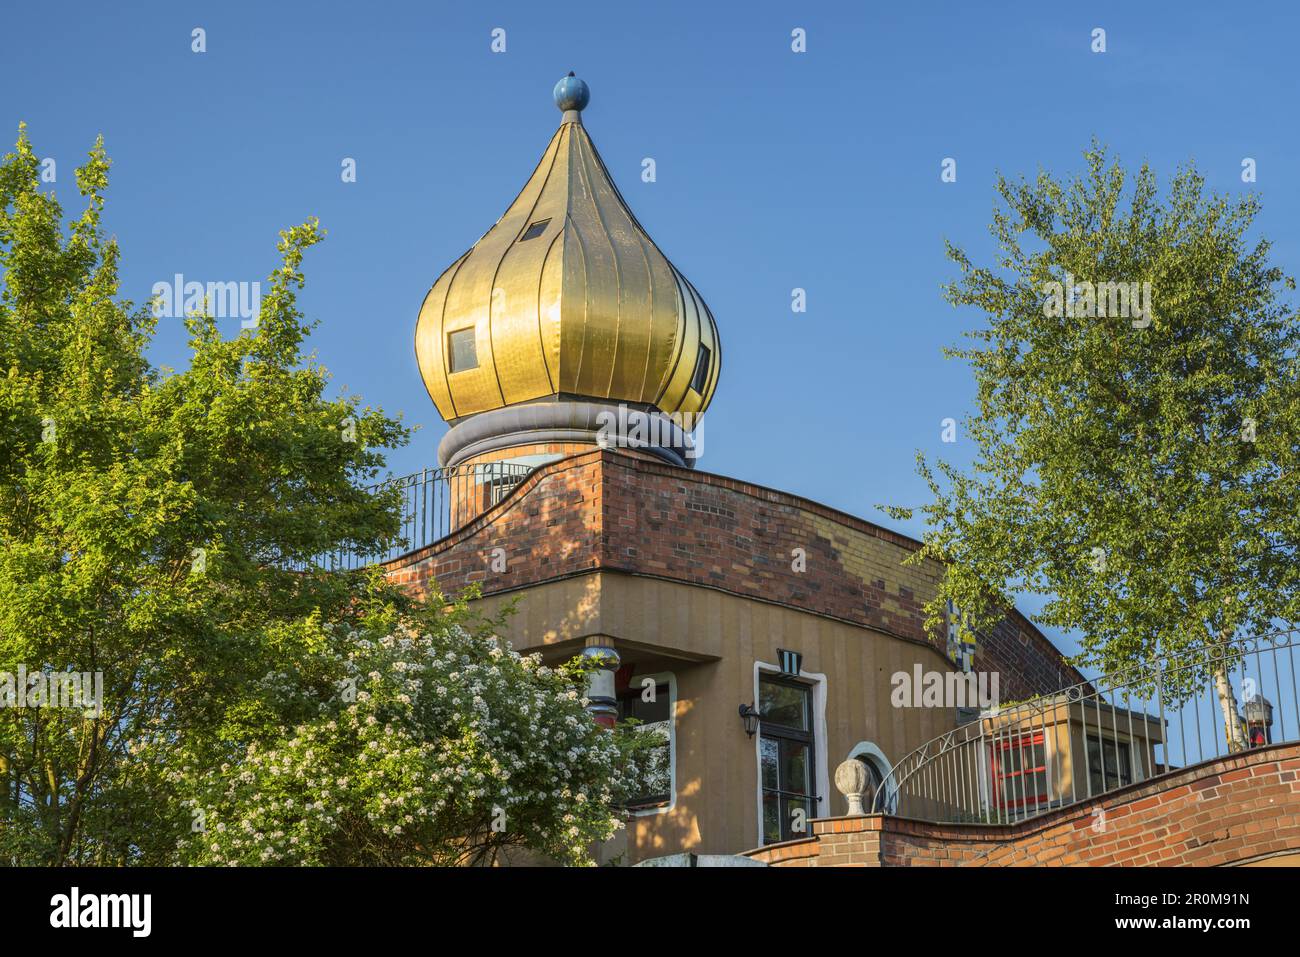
414,74,720,426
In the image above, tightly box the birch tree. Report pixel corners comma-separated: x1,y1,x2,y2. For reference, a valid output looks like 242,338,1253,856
891,144,1300,751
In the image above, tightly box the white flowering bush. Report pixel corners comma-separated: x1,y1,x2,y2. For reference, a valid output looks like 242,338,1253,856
177,594,641,866
629,721,672,805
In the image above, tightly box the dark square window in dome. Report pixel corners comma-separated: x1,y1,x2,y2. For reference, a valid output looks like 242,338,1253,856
690,345,711,395
448,328,478,373
519,219,551,241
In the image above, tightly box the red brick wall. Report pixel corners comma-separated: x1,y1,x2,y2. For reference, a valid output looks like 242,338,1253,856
384,449,1082,696
745,742,1300,866
384,453,604,601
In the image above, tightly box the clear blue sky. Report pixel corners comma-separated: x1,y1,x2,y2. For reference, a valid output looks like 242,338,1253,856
6,0,1299,662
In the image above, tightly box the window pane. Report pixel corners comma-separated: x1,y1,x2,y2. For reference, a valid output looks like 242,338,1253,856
1026,771,1048,800
1002,744,1022,774
782,795,813,840
994,733,1049,807
759,679,809,730
1015,742,1044,772
626,722,671,807
780,739,811,795
618,683,669,723
762,793,781,845
690,345,711,394
760,737,779,791
1087,736,1133,793
448,328,477,372
615,683,672,808
520,218,550,241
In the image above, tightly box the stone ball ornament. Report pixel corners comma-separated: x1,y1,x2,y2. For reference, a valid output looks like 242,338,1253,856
835,758,870,816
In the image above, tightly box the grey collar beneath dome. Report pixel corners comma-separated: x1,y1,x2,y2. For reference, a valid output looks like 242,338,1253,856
437,399,700,469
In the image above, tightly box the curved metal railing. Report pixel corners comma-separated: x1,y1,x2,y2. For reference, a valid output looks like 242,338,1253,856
304,462,532,571
871,630,1300,825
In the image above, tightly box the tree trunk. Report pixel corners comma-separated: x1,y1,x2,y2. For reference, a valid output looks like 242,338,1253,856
1213,661,1247,754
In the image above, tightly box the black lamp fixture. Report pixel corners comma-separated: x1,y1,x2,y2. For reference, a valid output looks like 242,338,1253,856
738,703,761,738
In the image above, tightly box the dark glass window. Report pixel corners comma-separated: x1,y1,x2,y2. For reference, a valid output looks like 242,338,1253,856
759,675,814,844
519,219,550,241
448,328,477,372
618,681,669,724
690,345,711,395
617,681,672,808
1085,734,1132,795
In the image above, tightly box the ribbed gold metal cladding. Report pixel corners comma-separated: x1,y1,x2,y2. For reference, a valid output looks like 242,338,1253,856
414,115,719,422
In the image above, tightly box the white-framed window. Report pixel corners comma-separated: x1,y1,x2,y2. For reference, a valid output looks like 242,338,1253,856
753,661,828,846
616,672,676,815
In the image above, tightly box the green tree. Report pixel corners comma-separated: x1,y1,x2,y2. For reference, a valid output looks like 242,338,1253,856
891,144,1300,750
0,125,406,863
0,127,641,865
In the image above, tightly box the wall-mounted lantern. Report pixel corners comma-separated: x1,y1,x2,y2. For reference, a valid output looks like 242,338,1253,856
738,703,761,738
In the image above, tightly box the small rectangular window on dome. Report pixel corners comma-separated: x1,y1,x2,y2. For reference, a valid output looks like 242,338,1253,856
689,345,711,395
519,219,551,241
448,328,478,373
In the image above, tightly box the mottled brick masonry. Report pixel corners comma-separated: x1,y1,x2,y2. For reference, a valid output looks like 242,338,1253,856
744,742,1300,866
383,449,1082,696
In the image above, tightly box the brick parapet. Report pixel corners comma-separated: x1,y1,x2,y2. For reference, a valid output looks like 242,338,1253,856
383,449,1083,696
742,742,1300,867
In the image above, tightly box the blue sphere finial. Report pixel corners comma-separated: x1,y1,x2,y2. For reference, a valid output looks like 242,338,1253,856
553,72,590,113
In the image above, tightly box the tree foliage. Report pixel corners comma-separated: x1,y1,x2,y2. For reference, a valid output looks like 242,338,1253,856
892,143,1300,726
0,127,639,864
176,586,637,867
